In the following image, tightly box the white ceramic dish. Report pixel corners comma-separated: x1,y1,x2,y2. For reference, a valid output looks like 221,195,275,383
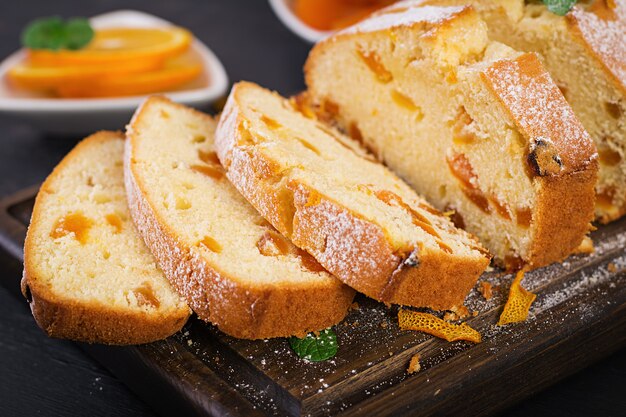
0,10,229,135
268,0,330,43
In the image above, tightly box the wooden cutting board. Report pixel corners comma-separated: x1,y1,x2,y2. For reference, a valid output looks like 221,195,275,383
1,185,625,417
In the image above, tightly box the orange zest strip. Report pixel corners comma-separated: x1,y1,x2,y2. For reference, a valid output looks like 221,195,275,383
498,269,536,326
398,309,481,343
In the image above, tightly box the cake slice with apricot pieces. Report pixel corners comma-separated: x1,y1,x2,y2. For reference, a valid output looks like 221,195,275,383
215,81,491,310
22,131,190,345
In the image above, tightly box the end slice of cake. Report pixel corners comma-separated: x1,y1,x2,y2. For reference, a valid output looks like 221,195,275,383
125,97,354,339
304,2,598,269
215,81,491,310
22,131,190,345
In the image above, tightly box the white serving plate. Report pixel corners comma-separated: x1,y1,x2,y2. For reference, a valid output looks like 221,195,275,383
0,10,229,135
268,0,330,43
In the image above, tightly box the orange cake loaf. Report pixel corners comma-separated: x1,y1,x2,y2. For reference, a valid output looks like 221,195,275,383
304,2,598,269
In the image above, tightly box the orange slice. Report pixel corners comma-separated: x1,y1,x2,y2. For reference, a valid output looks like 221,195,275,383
27,27,193,67
55,55,202,98
7,59,163,90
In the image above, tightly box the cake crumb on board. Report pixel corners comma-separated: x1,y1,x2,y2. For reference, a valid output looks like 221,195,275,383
443,311,459,322
608,262,617,273
574,236,594,254
479,281,493,300
407,354,421,374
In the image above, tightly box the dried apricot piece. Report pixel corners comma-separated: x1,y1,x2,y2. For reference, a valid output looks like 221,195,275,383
498,269,536,325
105,213,123,233
198,150,221,165
356,47,393,83
190,164,224,180
516,207,532,228
50,212,93,244
398,309,481,343
198,236,222,253
260,115,282,130
133,281,160,309
257,230,290,257
296,249,326,273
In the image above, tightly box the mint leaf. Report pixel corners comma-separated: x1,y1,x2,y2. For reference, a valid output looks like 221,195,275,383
22,16,94,51
289,328,338,362
542,0,577,16
22,17,65,50
64,18,94,50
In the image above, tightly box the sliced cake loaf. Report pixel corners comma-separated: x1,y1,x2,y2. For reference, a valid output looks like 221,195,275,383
411,0,626,223
124,97,354,339
215,82,490,310
22,132,190,345
303,3,598,269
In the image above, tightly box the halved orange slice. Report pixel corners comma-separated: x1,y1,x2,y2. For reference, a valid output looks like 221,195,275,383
27,27,193,67
7,59,163,90
55,55,203,98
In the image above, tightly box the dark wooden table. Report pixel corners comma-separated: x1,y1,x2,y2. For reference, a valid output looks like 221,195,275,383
0,1,624,416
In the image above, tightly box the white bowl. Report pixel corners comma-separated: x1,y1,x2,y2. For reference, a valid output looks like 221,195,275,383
0,10,229,135
268,0,331,43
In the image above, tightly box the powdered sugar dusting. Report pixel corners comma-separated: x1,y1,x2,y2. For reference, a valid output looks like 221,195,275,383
290,183,393,287
569,1,626,89
338,4,468,36
482,53,597,172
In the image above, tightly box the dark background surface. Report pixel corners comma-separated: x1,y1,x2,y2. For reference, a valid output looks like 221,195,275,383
0,1,624,416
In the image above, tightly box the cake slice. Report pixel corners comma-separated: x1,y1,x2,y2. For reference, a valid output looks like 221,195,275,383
304,3,598,269
22,131,190,345
124,97,354,339
410,0,625,223
215,82,490,310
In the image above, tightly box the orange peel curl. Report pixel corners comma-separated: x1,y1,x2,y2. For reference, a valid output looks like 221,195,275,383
498,269,536,325
398,309,481,343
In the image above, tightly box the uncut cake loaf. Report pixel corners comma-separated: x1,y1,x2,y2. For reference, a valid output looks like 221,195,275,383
411,0,626,223
304,3,598,269
125,97,355,339
22,132,190,345
215,81,491,310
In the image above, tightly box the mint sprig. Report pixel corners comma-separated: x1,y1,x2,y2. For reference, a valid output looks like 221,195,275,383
289,328,338,362
22,16,94,51
542,0,577,16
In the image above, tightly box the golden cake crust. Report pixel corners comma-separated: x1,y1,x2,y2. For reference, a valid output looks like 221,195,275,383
22,269,188,345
